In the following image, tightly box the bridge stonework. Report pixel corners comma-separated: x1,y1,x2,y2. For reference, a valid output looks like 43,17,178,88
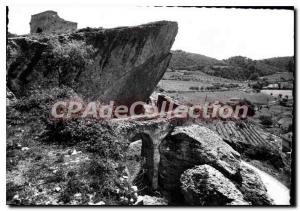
112,118,176,190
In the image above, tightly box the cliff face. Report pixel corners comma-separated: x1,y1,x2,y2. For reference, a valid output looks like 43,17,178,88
7,21,178,104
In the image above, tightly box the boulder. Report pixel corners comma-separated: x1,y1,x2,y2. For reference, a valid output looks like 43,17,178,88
6,87,17,106
236,162,273,205
7,38,48,94
180,165,249,205
135,195,168,205
7,21,178,106
159,125,241,191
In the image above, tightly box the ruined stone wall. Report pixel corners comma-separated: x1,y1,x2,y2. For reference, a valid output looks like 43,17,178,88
30,10,77,34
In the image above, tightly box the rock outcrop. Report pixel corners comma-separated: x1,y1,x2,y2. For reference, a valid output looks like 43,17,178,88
6,87,17,106
135,195,168,205
159,125,241,192
7,21,178,105
180,165,249,205
237,163,273,205
30,11,77,34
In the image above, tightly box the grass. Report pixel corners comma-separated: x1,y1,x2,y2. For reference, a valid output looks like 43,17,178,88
6,131,131,205
6,87,134,205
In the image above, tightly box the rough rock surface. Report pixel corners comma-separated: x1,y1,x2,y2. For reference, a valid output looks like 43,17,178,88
7,21,178,105
159,125,241,191
180,165,249,205
6,87,17,106
30,10,77,34
236,163,274,205
135,195,168,205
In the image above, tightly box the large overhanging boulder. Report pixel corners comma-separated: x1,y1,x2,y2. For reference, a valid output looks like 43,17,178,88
7,21,178,105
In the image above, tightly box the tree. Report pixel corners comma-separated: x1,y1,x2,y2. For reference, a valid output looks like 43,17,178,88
259,115,273,126
287,59,295,72
252,82,263,91
249,73,259,80
50,39,95,87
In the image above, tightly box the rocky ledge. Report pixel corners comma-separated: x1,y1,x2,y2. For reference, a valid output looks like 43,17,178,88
7,21,178,105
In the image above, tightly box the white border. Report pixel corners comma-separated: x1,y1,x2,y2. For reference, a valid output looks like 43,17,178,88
1,0,298,210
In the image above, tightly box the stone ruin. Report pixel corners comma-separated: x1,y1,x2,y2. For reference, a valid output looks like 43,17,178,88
30,10,77,34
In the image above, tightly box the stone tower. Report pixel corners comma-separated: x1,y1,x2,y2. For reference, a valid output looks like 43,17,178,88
30,10,77,34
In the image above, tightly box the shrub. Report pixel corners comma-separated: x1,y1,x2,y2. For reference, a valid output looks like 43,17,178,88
43,119,132,205
47,39,96,87
59,179,88,203
189,86,199,91
252,82,263,91
259,115,273,126
13,86,76,113
244,145,284,169
249,73,259,80
41,119,128,161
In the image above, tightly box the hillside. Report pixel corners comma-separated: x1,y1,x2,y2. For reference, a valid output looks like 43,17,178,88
169,50,223,70
262,57,295,72
262,72,294,82
169,50,294,80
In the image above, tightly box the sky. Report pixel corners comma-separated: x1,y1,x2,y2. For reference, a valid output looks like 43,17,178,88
7,5,294,60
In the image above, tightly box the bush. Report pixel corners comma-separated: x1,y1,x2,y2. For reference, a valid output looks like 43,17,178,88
59,179,88,203
13,86,76,113
249,73,259,80
47,39,96,87
41,119,134,204
259,115,273,126
41,119,128,160
244,145,284,169
189,86,199,91
252,82,263,91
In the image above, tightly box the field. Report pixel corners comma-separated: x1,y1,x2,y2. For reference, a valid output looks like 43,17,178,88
157,69,293,188
261,72,294,83
158,70,293,132
158,89,274,105
261,90,293,99
162,69,240,84
158,70,274,105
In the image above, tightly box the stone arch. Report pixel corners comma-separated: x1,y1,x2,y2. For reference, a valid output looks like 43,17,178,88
117,119,174,190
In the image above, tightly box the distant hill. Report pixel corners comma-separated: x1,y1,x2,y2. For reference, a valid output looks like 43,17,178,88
261,57,294,72
169,50,294,80
169,50,223,70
